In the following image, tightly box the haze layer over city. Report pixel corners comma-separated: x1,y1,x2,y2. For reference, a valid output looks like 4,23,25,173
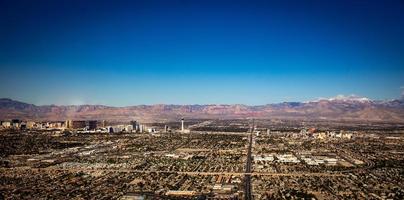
1,0,403,199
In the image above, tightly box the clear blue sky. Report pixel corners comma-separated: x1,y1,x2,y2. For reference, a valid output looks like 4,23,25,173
0,0,403,106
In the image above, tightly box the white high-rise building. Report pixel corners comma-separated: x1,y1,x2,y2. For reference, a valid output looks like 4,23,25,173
125,125,133,132
2,121,11,128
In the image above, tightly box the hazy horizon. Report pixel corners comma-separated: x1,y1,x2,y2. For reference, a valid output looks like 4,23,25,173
1,93,403,107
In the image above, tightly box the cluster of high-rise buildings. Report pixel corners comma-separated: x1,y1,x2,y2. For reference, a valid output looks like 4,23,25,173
0,119,139,133
0,119,189,134
298,128,353,140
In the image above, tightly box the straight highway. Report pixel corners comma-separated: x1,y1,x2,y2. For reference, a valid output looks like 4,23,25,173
244,133,252,200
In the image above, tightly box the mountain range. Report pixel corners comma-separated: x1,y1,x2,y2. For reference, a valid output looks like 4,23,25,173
1,96,403,123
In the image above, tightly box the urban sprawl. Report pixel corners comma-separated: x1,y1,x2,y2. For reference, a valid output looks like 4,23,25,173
1,119,403,199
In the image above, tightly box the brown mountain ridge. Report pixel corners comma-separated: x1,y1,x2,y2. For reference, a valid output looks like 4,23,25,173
0,97,403,123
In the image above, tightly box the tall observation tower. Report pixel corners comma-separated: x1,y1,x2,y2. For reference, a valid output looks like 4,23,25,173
181,118,184,132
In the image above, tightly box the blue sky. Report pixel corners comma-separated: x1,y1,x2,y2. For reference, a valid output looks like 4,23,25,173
0,0,403,106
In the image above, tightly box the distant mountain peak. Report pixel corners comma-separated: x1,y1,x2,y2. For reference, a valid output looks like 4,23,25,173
0,98,35,110
312,95,372,103
0,98,15,102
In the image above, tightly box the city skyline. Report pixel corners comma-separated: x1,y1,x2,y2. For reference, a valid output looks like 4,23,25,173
1,1,404,199
1,0,403,106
